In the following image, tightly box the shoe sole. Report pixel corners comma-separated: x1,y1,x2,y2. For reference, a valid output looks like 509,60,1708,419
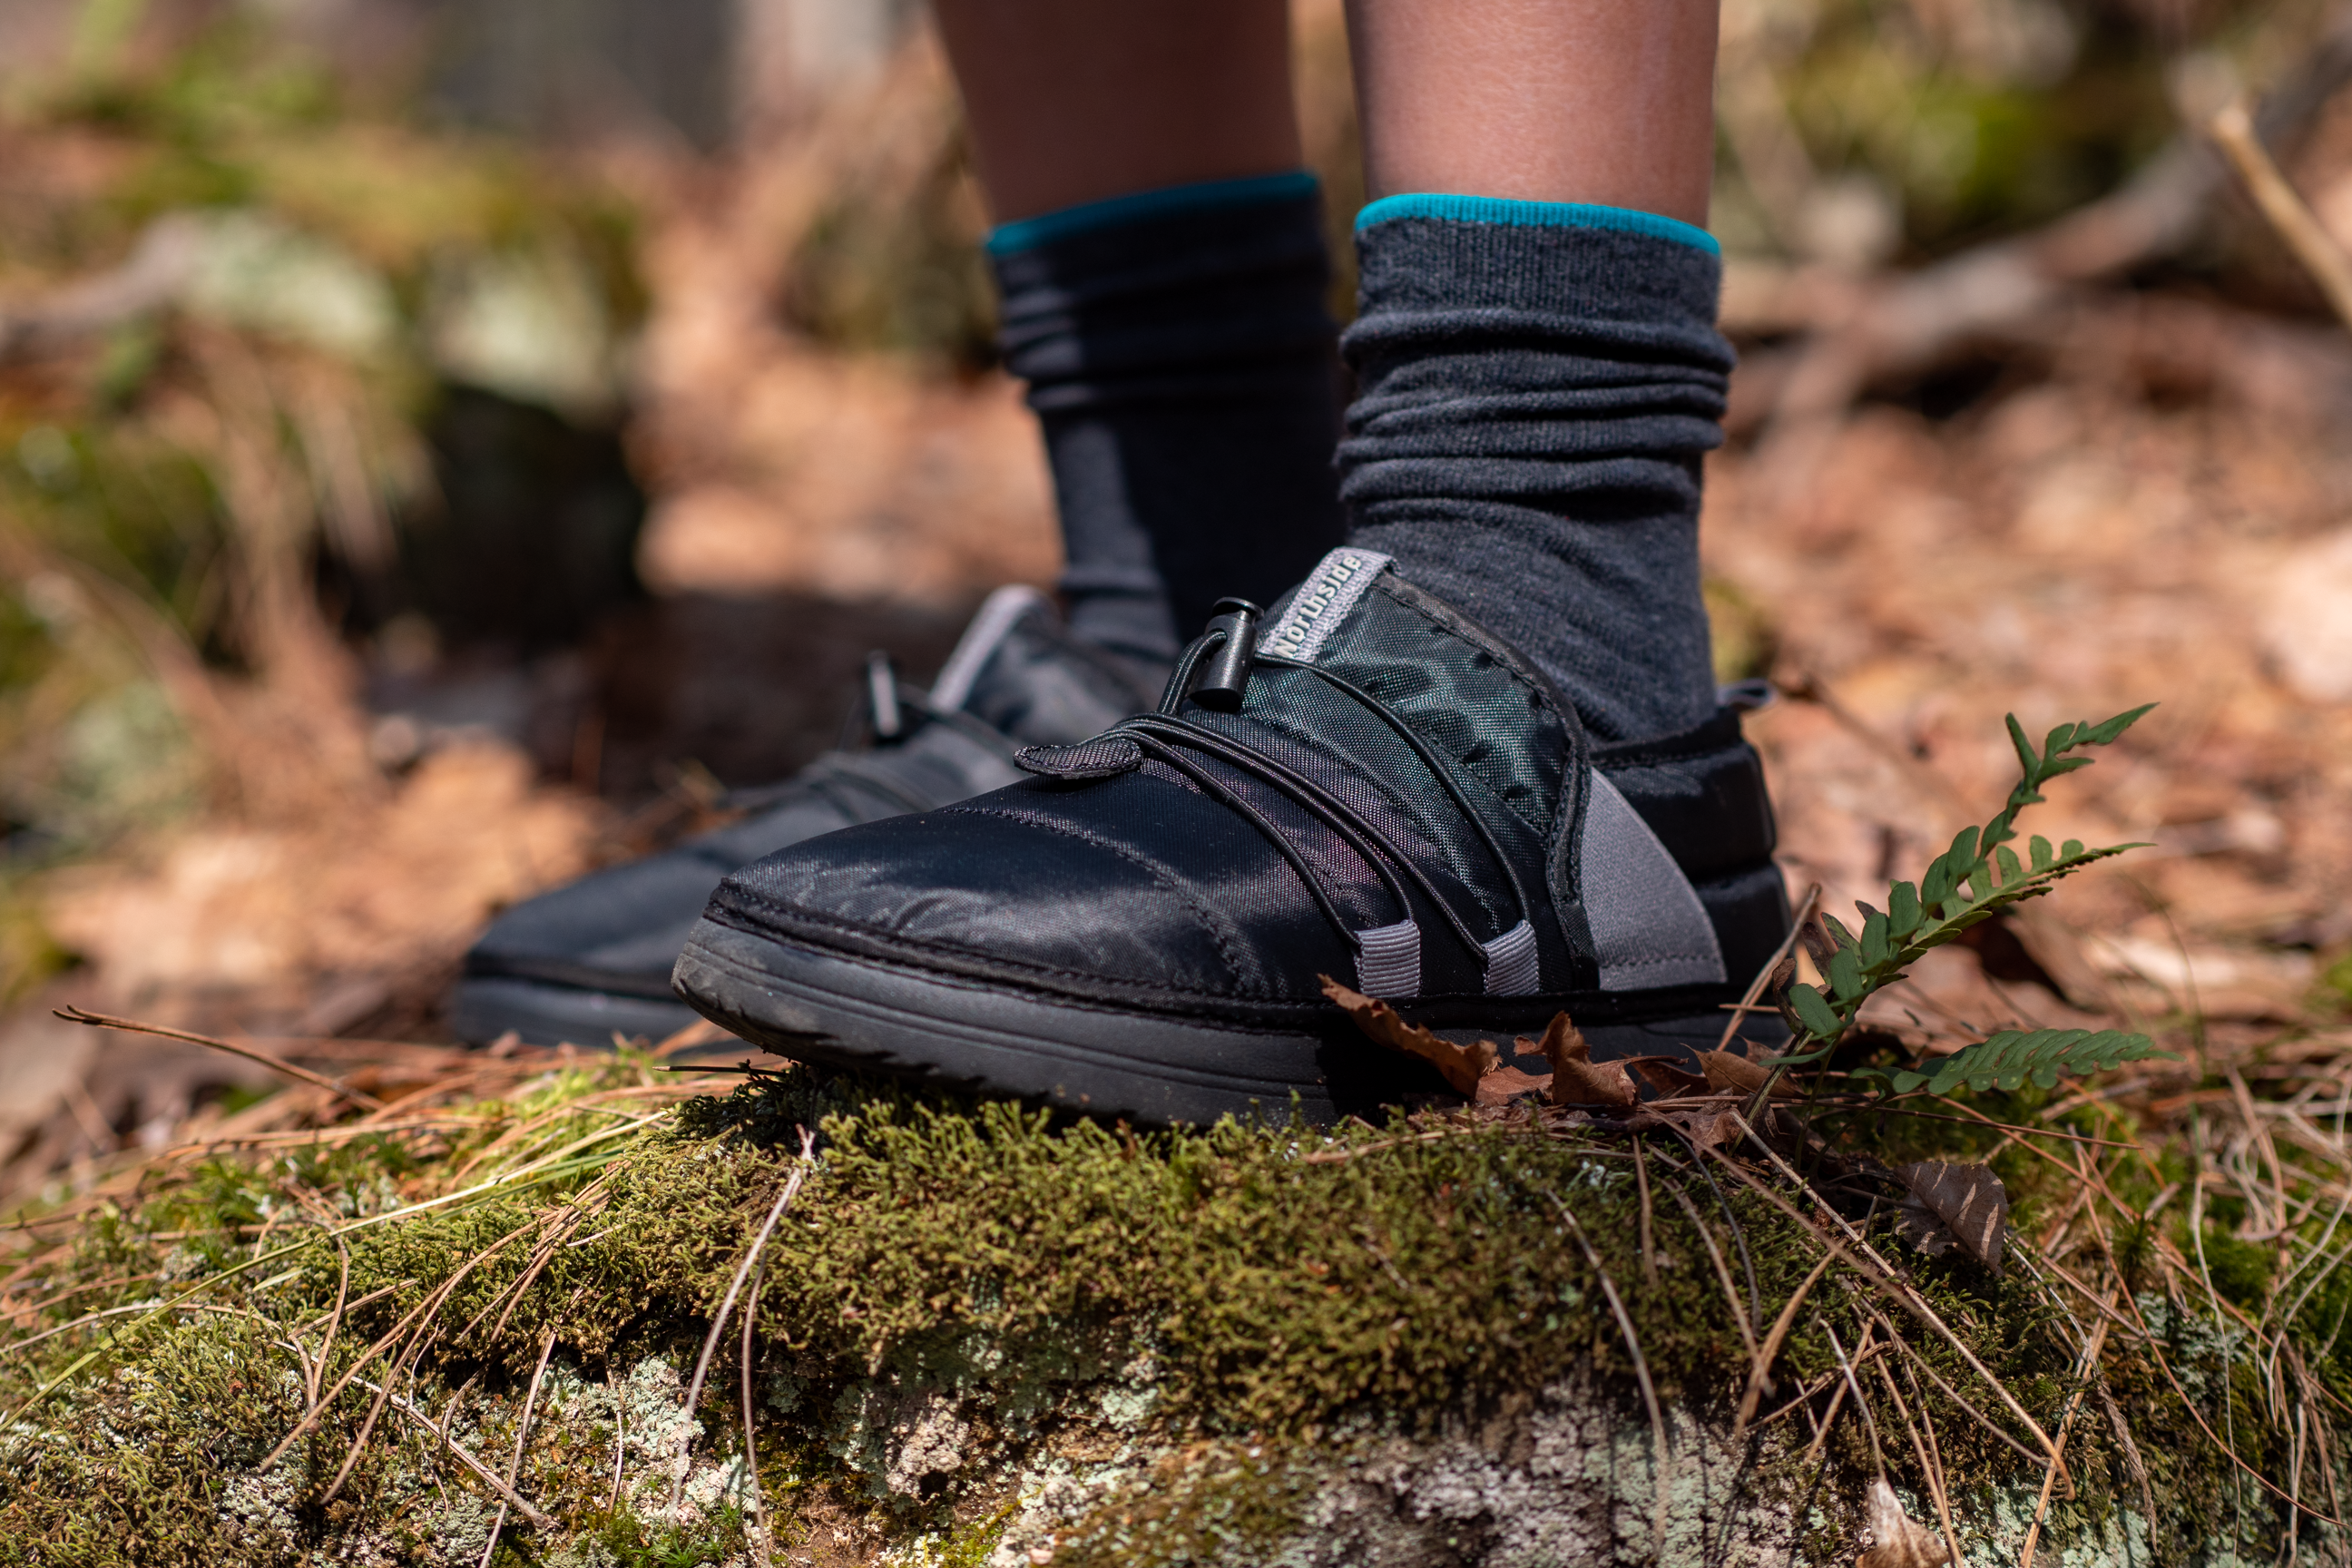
451,976,705,1051
674,917,1779,1127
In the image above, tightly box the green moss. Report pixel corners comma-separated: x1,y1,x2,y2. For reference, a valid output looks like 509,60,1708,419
0,1062,2336,1563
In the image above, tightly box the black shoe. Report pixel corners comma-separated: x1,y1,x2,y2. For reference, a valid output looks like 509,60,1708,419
450,588,1162,1046
672,549,1792,1123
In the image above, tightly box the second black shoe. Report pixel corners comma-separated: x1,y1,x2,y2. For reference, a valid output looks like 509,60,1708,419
451,588,1161,1046
673,549,1792,1123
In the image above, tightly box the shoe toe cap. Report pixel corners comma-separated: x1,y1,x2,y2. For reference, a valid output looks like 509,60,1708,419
710,782,1276,998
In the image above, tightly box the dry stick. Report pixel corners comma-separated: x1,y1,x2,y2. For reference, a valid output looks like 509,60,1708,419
2210,101,2352,330
1546,1191,1673,1556
53,1005,386,1112
479,1328,560,1568
1711,1121,2073,1484
1734,1250,1838,1438
1633,1136,1660,1292
671,1127,817,1511
1871,1348,1963,1568
348,1374,553,1529
741,1259,774,1568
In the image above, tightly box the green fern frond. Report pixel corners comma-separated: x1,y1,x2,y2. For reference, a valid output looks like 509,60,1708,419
1857,1028,2172,1097
1777,702,2154,1064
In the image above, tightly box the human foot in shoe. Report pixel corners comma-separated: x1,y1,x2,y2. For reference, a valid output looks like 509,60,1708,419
672,549,1790,1122
450,588,1162,1046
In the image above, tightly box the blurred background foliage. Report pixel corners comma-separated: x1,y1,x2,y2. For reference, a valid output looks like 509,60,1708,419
0,0,2348,1012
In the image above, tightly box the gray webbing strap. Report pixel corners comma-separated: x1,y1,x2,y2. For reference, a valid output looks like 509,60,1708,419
1578,771,1727,992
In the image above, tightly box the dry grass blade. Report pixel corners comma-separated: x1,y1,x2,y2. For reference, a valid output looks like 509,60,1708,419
671,1126,817,1510
54,1005,387,1111
1661,1176,1762,1385
742,1259,774,1568
1719,883,1822,1054
1633,1136,1659,1291
1735,1250,1838,1437
2020,1304,2114,1568
1872,1336,1964,1568
1712,1122,2072,1484
479,1328,559,1568
349,1374,552,1529
1547,1190,1672,1553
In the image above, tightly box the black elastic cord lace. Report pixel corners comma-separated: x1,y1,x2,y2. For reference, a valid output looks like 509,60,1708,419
1121,628,1530,965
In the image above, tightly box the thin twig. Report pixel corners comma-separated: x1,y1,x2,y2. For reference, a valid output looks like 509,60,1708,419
479,1328,559,1568
54,1005,386,1111
1826,1323,1886,1475
2021,1298,2113,1568
672,1128,816,1511
2210,101,2352,330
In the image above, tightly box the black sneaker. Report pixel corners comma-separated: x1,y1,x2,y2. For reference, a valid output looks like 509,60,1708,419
450,588,1162,1046
673,549,1790,1123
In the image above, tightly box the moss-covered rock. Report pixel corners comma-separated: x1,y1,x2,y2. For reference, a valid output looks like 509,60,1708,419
0,1062,2335,1564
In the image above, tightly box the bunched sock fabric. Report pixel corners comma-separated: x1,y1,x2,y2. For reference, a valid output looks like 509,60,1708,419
1336,195,1734,743
990,172,1349,663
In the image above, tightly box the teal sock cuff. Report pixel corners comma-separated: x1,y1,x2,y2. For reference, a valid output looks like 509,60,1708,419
1354,193,1719,256
986,170,1321,257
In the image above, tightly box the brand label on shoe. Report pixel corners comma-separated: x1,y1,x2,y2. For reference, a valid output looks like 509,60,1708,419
1261,549,1393,663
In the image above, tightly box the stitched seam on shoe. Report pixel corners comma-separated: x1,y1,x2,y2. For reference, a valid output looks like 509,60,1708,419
951,804,1261,993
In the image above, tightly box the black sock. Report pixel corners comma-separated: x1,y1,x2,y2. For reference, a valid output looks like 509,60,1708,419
1336,195,1731,743
989,172,1348,664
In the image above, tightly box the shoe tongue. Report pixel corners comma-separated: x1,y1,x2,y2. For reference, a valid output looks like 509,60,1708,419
1260,548,1396,664
926,585,1155,746
1259,547,1578,836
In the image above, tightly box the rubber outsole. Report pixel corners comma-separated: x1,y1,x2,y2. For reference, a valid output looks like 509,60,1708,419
672,917,1781,1127
450,976,703,1050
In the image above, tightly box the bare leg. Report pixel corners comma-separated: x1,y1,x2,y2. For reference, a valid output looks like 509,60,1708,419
932,0,1301,221
1345,0,1720,223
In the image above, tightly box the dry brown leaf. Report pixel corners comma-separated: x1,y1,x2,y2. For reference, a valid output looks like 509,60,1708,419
1623,1056,1710,1099
1521,1014,1637,1110
1857,1477,1951,1568
1320,975,1497,1095
1697,1049,1801,1100
1627,1103,1745,1153
1474,1064,1555,1107
1892,1161,2010,1274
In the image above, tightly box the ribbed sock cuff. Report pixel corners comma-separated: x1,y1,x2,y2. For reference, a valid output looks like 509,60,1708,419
988,170,1322,257
1355,193,1719,254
